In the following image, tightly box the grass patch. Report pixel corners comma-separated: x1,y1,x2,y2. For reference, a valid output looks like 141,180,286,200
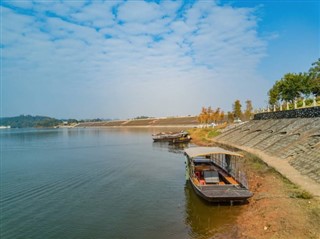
188,128,221,143
289,190,313,199
310,206,320,221
243,152,273,174
207,130,221,138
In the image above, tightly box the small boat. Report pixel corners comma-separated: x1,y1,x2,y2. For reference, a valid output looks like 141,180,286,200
168,135,191,144
184,147,253,203
152,130,191,143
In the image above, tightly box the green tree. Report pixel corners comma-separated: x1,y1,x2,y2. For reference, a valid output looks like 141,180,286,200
308,59,320,96
268,80,281,105
232,100,242,119
268,59,320,106
278,73,306,102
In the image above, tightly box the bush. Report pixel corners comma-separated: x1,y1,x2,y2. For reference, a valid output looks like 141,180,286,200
305,98,314,106
297,99,303,108
289,190,313,199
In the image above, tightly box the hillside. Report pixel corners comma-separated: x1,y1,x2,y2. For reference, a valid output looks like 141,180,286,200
76,116,199,127
0,115,61,128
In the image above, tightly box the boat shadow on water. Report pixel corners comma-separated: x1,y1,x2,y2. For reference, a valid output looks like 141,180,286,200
152,141,190,154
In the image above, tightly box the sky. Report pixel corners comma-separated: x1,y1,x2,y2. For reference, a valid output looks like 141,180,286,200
1,0,319,119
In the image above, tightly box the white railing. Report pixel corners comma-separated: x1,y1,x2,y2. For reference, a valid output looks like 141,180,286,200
255,97,320,114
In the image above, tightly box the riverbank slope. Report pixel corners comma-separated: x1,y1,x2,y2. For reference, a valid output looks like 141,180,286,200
189,120,320,239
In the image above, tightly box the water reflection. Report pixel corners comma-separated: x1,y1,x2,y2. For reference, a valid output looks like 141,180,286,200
152,141,190,154
184,182,241,238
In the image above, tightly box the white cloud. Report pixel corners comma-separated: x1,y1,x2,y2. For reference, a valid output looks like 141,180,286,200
2,0,269,118
70,1,116,28
117,1,163,23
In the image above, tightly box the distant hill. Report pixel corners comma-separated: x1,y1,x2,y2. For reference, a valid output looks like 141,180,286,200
0,115,62,128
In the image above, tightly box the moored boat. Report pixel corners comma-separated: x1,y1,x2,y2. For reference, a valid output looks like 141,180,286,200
152,130,191,143
184,147,253,203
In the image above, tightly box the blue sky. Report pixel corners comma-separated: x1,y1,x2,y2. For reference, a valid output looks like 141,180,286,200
1,0,319,119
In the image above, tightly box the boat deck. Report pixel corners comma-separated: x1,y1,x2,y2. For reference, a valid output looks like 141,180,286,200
195,184,253,201
193,164,239,186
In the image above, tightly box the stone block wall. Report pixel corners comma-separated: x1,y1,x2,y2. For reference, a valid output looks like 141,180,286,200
254,107,320,120
215,118,320,184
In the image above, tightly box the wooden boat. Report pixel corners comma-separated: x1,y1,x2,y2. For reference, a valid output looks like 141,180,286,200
152,130,190,143
168,135,191,144
184,147,253,203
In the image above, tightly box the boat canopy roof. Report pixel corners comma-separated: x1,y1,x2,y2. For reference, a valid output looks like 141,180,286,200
184,147,243,158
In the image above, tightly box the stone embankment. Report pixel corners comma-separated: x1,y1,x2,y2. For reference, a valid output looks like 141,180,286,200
213,115,320,196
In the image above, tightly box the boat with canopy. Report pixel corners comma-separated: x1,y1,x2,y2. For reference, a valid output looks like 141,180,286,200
184,147,253,203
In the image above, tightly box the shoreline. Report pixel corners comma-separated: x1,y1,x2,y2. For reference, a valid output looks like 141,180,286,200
189,128,320,238
75,124,199,128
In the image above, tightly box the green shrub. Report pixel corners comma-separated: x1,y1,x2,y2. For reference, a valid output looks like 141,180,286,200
207,129,220,138
297,99,303,108
289,190,313,199
305,98,314,106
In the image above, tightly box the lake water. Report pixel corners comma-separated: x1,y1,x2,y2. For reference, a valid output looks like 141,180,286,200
1,128,242,239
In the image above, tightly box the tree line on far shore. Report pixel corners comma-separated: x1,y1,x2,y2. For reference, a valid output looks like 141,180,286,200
0,115,62,128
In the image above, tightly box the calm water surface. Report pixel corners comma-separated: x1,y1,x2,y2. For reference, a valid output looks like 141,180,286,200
1,128,241,239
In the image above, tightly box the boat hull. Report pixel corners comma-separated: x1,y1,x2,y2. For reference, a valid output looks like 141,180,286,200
152,131,191,143
189,179,252,202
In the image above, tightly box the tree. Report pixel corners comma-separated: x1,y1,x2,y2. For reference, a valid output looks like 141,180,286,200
227,111,234,123
308,59,320,96
267,59,320,106
219,111,225,122
208,106,214,123
197,107,210,125
244,100,253,121
278,73,306,102
268,73,307,105
213,107,220,123
268,80,281,105
198,106,225,125
233,100,242,119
